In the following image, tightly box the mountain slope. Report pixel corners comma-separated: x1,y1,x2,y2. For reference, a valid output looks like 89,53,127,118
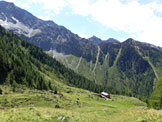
1,1,162,98
50,39,162,98
0,1,98,62
0,26,121,95
0,26,48,90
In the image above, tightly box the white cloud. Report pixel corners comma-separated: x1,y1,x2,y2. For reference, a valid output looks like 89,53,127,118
66,0,162,46
4,0,16,2
31,0,67,14
68,0,92,16
17,1,30,8
37,16,51,21
4,0,30,9
65,12,69,16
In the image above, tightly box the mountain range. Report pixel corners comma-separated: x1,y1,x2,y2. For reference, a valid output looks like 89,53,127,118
88,36,119,45
0,25,117,95
1,1,162,98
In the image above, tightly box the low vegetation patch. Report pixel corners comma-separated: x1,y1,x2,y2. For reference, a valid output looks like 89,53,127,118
0,85,162,122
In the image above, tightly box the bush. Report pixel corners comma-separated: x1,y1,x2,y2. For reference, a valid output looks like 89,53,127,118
148,77,162,109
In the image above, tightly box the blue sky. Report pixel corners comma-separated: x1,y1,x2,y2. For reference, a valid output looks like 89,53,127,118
3,0,162,46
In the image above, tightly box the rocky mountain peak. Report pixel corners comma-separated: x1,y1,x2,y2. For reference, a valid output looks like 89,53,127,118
89,35,103,45
106,38,120,43
123,38,137,45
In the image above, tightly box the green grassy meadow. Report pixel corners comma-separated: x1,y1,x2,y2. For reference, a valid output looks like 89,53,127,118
0,84,162,122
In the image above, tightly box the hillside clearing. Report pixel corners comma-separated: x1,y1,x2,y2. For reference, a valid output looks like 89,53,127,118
0,85,162,122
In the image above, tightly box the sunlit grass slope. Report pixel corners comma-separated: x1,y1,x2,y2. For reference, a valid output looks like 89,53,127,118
0,84,162,122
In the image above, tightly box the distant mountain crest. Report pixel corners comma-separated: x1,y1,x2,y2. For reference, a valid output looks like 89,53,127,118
106,38,120,43
88,36,103,45
89,36,120,45
143,42,162,51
